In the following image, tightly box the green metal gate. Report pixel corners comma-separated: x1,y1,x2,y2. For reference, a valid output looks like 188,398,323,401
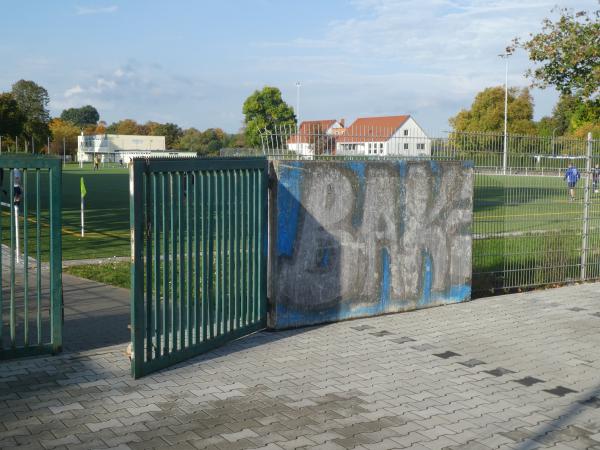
130,158,268,378
0,155,62,359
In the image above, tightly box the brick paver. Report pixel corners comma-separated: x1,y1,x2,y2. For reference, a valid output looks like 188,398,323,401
1,282,600,449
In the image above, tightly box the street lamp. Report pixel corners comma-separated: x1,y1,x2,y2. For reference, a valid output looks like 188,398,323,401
499,48,513,175
295,81,301,129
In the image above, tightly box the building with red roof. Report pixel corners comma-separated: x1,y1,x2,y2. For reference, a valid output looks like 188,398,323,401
287,119,345,155
336,115,430,156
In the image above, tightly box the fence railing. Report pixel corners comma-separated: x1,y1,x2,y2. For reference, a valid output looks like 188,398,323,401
0,155,62,359
254,126,600,296
129,157,268,378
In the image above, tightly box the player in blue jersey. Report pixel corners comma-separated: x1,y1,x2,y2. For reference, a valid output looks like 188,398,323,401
564,163,580,201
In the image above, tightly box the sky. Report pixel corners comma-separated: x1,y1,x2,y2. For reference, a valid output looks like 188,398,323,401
0,0,594,134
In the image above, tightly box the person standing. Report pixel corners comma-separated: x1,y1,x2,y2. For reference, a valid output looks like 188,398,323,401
593,164,600,194
93,155,99,171
564,163,580,201
13,167,22,207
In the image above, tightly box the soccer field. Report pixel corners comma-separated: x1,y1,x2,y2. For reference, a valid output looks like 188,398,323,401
4,166,599,289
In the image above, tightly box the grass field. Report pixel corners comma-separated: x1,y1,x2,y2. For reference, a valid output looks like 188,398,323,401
4,165,600,293
0,163,130,261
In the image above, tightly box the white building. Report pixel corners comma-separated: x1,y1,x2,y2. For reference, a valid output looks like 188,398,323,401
336,115,430,157
287,120,345,156
76,134,194,164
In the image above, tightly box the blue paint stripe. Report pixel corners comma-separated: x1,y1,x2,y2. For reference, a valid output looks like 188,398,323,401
276,162,303,257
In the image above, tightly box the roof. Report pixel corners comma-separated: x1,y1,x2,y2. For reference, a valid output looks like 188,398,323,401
336,115,410,142
288,120,338,144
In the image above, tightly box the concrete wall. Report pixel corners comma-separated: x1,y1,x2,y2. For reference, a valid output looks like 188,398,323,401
268,160,473,329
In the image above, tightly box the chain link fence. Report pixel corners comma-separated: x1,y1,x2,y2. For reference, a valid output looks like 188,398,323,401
255,124,600,297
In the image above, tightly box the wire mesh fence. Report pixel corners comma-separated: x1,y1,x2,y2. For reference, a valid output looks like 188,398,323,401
256,124,600,297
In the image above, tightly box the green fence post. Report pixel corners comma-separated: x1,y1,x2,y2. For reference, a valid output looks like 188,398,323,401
130,159,145,378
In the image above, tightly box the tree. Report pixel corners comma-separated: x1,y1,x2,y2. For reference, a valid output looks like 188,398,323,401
449,86,537,135
242,86,296,147
0,92,24,137
175,127,228,155
106,119,143,135
48,118,80,156
60,105,99,127
11,79,50,144
537,94,600,137
515,6,599,101
150,122,183,148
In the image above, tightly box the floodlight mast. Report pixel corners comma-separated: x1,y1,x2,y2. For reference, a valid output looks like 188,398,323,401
499,49,512,175
296,81,301,128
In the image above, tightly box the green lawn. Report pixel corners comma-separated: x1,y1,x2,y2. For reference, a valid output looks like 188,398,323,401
4,165,598,294
0,163,130,261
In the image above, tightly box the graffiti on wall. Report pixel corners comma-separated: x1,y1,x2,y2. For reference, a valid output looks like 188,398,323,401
270,160,473,329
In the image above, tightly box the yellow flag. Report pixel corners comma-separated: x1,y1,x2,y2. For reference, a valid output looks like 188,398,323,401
80,177,87,198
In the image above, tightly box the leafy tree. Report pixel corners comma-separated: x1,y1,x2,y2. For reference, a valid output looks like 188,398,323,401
514,6,599,101
106,119,142,135
48,118,80,156
176,128,204,152
150,122,183,148
0,92,24,137
60,105,99,127
537,94,600,137
11,79,50,144
449,86,537,135
176,127,228,155
242,86,296,147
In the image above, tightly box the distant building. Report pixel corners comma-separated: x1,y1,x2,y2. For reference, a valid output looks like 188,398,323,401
77,133,195,164
336,115,430,157
287,119,345,156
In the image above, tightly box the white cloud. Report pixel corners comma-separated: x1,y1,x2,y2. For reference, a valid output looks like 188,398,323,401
75,5,118,16
250,0,590,130
64,85,84,97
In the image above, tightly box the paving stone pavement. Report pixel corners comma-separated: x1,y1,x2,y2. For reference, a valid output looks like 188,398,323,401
1,282,600,449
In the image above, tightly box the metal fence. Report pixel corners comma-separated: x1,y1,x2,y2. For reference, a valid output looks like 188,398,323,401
257,125,600,297
0,155,62,359
129,157,268,378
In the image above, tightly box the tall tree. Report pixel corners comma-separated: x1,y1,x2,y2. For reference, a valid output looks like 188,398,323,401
537,94,600,137
242,86,296,147
449,86,537,135
514,6,599,101
60,105,100,127
150,122,183,148
11,79,50,144
106,119,143,135
175,127,227,155
48,118,80,156
0,92,24,137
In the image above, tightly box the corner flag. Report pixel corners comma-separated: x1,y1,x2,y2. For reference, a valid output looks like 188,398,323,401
80,177,87,198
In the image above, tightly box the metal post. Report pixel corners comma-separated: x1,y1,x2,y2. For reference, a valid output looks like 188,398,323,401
502,55,508,175
47,136,50,155
15,136,18,152
499,50,511,175
63,137,66,167
581,132,592,281
296,81,301,127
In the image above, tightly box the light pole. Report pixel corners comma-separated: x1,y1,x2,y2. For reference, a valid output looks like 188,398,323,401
499,49,512,175
295,81,301,129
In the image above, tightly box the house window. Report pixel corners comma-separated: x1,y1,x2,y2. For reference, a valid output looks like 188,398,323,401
403,129,409,136
417,143,425,150
379,143,383,154
368,143,372,154
404,143,409,150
